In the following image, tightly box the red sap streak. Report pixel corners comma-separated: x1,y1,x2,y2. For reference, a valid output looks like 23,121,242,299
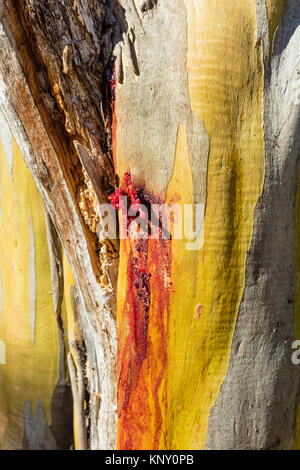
113,178,172,449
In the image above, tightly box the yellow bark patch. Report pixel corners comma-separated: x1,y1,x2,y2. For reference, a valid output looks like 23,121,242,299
0,135,60,448
116,0,265,449
164,0,265,449
63,252,76,342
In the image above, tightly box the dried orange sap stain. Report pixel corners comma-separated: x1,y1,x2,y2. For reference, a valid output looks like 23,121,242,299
116,0,265,449
116,178,172,449
116,123,191,450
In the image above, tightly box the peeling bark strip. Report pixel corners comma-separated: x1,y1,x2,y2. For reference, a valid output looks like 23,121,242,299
0,0,120,288
45,209,64,333
0,0,119,449
68,350,88,450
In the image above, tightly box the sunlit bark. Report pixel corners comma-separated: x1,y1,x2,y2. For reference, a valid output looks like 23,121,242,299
0,0,299,450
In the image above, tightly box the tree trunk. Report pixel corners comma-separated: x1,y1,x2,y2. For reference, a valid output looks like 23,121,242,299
0,0,299,450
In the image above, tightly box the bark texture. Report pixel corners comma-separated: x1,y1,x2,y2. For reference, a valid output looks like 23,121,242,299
0,0,299,450
0,0,121,449
115,0,300,449
0,111,73,450
206,0,300,449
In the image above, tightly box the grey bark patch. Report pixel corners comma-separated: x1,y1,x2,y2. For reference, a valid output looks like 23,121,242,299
23,387,73,450
49,383,73,450
23,399,57,450
205,0,300,450
255,0,269,65
0,110,13,180
117,0,209,206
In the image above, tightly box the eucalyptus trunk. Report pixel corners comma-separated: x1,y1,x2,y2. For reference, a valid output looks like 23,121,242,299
0,0,299,450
